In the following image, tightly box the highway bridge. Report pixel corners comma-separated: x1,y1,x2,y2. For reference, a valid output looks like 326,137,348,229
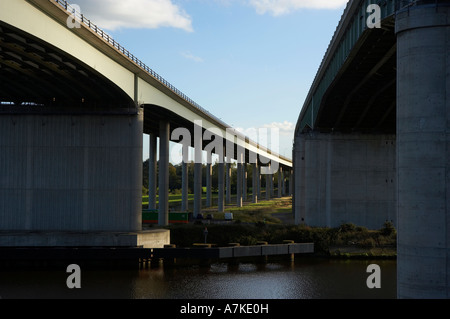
0,0,292,248
293,0,450,298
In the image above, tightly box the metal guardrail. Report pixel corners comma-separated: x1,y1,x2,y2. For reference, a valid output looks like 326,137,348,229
51,0,230,129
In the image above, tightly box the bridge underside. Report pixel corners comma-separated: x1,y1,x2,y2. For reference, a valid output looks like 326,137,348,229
0,21,133,110
314,17,396,134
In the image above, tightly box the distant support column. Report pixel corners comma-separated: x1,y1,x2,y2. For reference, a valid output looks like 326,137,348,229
252,162,258,204
278,166,283,198
257,164,261,199
158,120,170,226
148,133,157,210
265,165,271,201
236,154,243,208
243,163,247,202
226,159,231,204
206,152,212,207
181,144,189,212
193,124,203,218
218,154,225,213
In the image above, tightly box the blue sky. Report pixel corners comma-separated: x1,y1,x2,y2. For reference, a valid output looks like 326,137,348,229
74,0,348,161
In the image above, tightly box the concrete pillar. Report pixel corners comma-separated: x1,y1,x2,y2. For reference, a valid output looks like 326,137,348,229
148,133,157,210
218,157,225,213
278,166,283,198
396,4,450,299
158,120,170,226
289,169,293,196
206,152,212,207
193,124,203,218
243,164,247,202
252,162,258,204
181,160,188,212
265,165,271,201
226,160,231,204
181,141,189,212
270,172,274,198
257,164,261,199
236,154,243,208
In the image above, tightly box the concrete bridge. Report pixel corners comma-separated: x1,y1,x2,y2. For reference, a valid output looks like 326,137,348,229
293,0,450,298
0,0,292,248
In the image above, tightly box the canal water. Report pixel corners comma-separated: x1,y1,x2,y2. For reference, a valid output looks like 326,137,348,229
0,258,396,299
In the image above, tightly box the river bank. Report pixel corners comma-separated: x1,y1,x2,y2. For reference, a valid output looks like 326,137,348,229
153,221,396,259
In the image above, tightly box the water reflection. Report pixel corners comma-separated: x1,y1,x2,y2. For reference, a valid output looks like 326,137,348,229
0,258,396,299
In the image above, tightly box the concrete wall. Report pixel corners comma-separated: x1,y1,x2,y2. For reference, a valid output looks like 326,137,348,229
0,112,143,233
396,4,450,299
293,132,396,230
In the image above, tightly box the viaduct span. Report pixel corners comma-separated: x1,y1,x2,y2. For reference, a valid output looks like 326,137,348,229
0,1,292,249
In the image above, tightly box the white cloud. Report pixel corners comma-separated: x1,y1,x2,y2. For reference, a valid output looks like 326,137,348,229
181,51,204,63
262,121,295,135
248,0,348,16
74,0,193,32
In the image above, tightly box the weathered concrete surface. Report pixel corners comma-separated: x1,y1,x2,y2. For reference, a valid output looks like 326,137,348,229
396,4,450,299
0,113,143,237
293,132,396,230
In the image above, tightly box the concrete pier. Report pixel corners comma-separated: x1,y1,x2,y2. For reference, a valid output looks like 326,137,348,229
293,132,396,229
396,4,450,299
193,124,203,218
158,120,170,226
218,158,225,213
181,145,189,212
148,133,157,210
0,112,145,246
252,162,258,204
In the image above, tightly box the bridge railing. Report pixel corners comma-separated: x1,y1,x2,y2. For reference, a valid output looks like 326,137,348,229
51,0,230,130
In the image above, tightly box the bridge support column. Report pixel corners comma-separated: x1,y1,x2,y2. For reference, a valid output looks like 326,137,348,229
396,4,450,299
193,124,203,218
236,154,243,208
278,166,283,198
218,156,225,213
148,133,157,210
206,152,212,208
293,132,396,229
243,164,247,202
265,166,271,201
0,111,144,246
257,165,261,199
181,145,189,212
158,120,170,226
252,162,258,204
226,160,232,204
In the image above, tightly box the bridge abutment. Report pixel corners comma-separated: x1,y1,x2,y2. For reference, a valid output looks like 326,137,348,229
396,3,450,299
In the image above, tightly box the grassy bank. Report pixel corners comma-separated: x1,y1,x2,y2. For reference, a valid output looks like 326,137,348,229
145,196,396,259
161,222,396,259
